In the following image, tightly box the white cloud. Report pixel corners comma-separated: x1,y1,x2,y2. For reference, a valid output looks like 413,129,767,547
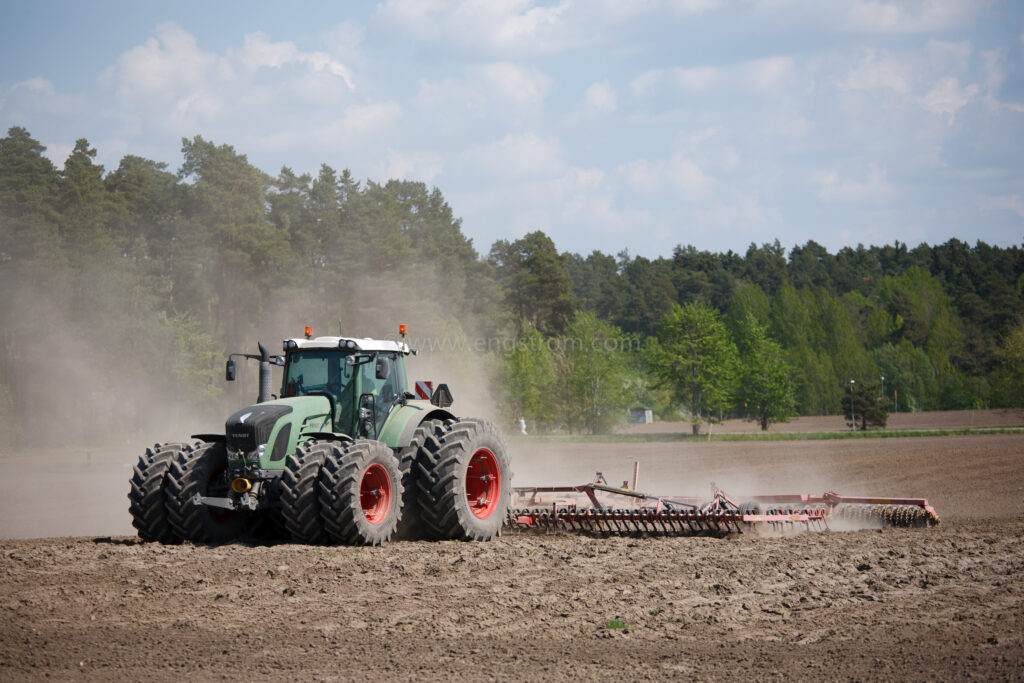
374,0,577,55
237,32,355,90
920,77,979,121
417,62,550,113
631,66,717,94
812,164,896,203
672,66,719,91
619,155,717,202
459,132,564,179
319,21,366,64
839,0,988,34
980,49,1024,113
98,22,227,97
923,40,972,75
631,57,793,96
744,57,795,92
977,194,1024,219
840,50,910,93
469,62,551,108
0,77,84,118
374,0,723,58
376,149,443,183
317,102,403,144
96,22,359,136
584,80,616,112
691,189,778,232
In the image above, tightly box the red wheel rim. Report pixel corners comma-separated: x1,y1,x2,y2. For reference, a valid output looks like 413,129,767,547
360,464,391,524
466,448,500,519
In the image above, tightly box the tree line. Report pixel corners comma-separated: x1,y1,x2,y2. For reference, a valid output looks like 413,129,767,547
1,127,1021,447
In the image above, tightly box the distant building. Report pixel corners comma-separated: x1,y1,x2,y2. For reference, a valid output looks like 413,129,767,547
630,407,653,424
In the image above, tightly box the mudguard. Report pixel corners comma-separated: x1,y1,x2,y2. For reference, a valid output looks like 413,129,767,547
378,400,456,449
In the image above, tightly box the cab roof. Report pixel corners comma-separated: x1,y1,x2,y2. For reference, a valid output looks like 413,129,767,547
284,336,411,354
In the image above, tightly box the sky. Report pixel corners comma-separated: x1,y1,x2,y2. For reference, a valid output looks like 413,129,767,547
1,0,1023,259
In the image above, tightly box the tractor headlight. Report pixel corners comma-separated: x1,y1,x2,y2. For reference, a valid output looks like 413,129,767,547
283,340,298,351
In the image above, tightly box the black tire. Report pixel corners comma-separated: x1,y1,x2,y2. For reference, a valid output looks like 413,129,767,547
280,440,336,544
415,419,511,541
128,441,191,543
393,418,447,540
165,442,250,544
319,440,403,546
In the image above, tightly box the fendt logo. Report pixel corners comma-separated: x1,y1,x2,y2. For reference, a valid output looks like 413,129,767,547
239,412,252,423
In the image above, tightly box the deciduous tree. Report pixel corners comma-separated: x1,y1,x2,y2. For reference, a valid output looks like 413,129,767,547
648,302,738,435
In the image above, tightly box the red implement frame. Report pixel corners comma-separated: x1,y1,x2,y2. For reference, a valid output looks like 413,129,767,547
506,463,938,534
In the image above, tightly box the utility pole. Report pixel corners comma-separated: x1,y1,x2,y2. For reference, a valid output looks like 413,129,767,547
849,379,856,430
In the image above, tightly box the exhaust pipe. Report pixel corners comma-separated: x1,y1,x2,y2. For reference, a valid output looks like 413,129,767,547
257,341,272,403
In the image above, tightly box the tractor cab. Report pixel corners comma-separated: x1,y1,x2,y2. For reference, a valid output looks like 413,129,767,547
281,332,411,438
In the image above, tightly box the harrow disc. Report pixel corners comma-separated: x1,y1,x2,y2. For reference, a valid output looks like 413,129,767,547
834,503,937,528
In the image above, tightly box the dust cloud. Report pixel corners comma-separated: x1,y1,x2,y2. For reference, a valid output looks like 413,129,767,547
0,266,508,539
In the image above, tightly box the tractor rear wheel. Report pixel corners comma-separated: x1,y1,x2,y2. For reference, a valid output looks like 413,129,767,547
394,418,448,540
416,419,511,541
280,440,337,544
165,442,250,544
128,441,191,543
319,440,403,546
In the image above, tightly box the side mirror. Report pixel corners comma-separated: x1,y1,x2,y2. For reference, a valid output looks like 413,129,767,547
375,357,389,380
225,358,236,382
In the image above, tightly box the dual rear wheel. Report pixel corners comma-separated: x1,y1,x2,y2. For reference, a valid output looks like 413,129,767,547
414,419,512,542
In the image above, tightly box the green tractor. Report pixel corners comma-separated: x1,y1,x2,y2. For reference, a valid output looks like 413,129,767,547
128,326,511,545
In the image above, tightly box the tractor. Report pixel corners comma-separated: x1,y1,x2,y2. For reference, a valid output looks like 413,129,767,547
129,325,511,545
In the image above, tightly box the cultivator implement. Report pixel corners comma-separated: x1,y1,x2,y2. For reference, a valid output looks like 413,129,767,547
506,466,938,537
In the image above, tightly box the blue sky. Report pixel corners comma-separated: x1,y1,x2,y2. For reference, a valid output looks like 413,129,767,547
2,0,1022,258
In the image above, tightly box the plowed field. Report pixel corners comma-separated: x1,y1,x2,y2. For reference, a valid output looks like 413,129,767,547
1,419,1022,680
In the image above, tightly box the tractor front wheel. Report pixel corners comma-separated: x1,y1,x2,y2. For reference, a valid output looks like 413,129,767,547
280,440,337,544
416,419,511,541
319,440,403,546
165,442,250,544
128,441,191,543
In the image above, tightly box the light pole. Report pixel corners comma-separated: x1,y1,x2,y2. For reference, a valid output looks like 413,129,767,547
849,379,856,431
881,376,885,409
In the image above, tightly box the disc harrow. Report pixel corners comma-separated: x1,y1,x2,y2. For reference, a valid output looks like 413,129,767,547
506,465,938,537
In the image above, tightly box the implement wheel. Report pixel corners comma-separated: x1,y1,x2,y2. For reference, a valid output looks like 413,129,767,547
280,440,337,544
165,442,250,544
416,419,511,541
319,440,403,546
128,441,191,543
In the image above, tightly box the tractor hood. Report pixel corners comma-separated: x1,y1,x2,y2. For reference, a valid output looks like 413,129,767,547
224,395,333,469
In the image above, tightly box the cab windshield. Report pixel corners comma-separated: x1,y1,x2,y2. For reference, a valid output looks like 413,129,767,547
282,348,405,436
282,350,355,424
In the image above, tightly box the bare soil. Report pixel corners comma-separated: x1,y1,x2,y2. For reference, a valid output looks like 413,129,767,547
619,408,1024,434
1,420,1023,680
